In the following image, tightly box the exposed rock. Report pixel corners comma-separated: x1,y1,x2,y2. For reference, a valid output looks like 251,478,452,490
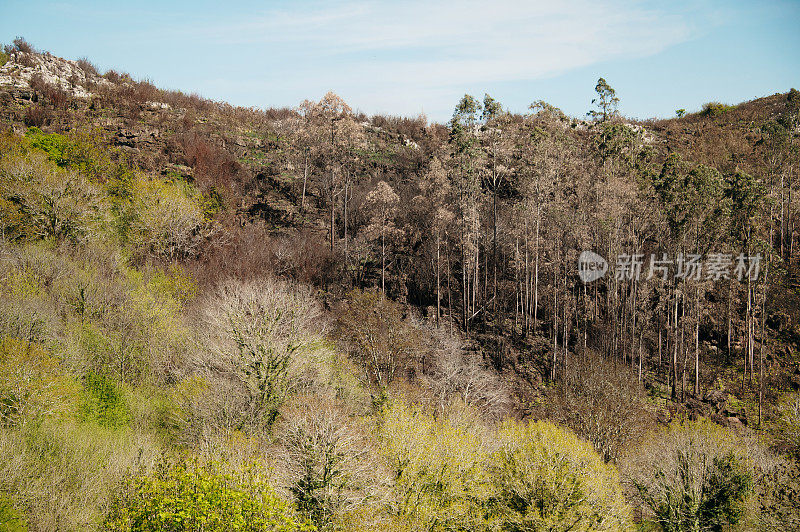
727,416,744,430
0,51,110,99
704,389,728,408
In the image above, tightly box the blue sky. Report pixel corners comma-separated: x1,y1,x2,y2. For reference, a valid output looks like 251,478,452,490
2,0,798,123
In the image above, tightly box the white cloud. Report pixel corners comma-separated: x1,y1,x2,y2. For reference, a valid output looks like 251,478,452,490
187,0,703,119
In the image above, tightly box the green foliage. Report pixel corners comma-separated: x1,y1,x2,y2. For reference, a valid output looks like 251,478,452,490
141,264,197,308
24,128,71,164
73,319,149,385
488,420,633,531
626,421,756,532
0,50,9,67
725,170,766,245
0,418,161,530
0,150,108,242
675,109,686,118
701,102,732,117
79,372,131,428
378,401,633,531
104,461,315,531
589,78,620,122
200,186,225,220
594,122,641,166
379,400,490,530
0,496,28,532
123,175,206,259
24,127,112,179
0,336,79,426
450,94,482,155
653,153,729,241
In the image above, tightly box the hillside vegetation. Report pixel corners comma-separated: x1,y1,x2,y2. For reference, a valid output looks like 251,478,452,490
0,38,799,530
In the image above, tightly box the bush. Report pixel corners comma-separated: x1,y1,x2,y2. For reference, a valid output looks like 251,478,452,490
104,460,315,531
73,319,148,386
536,356,653,462
335,290,419,388
421,323,511,419
702,102,732,117
22,105,48,128
624,420,758,531
0,151,108,243
278,398,384,528
378,400,490,530
79,372,131,429
488,420,634,531
25,127,113,180
0,419,161,530
753,459,800,529
377,400,632,531
0,50,9,68
0,337,78,426
196,277,326,432
76,57,98,76
0,496,28,531
12,38,34,54
125,175,206,259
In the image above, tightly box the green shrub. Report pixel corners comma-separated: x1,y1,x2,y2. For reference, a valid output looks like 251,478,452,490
24,127,112,180
488,420,634,531
378,400,490,531
0,51,9,68
0,337,79,426
625,420,756,532
79,372,131,428
104,461,315,531
73,320,148,386
701,102,732,116
0,151,108,242
24,128,71,165
0,496,28,532
124,175,206,260
378,400,632,531
0,418,161,530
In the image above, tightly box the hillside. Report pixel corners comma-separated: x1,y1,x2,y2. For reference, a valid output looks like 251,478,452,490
1,40,799,530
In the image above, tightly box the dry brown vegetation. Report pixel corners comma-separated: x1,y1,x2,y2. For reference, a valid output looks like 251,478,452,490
0,43,799,529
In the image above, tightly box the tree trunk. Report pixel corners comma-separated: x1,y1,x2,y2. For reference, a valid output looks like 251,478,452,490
493,188,498,312
436,230,441,326
552,265,558,381
695,287,700,396
672,285,679,402
301,153,308,213
381,226,386,293
534,204,540,333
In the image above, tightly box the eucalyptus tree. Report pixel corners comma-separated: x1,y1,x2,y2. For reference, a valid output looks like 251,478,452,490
449,94,483,329
299,92,360,252
588,77,620,123
480,93,511,312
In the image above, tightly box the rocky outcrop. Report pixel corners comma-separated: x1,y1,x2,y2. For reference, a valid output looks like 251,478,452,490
0,51,109,99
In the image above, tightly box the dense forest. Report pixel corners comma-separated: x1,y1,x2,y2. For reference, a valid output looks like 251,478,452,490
0,38,799,530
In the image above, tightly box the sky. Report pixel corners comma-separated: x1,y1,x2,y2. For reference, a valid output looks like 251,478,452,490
1,0,798,123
